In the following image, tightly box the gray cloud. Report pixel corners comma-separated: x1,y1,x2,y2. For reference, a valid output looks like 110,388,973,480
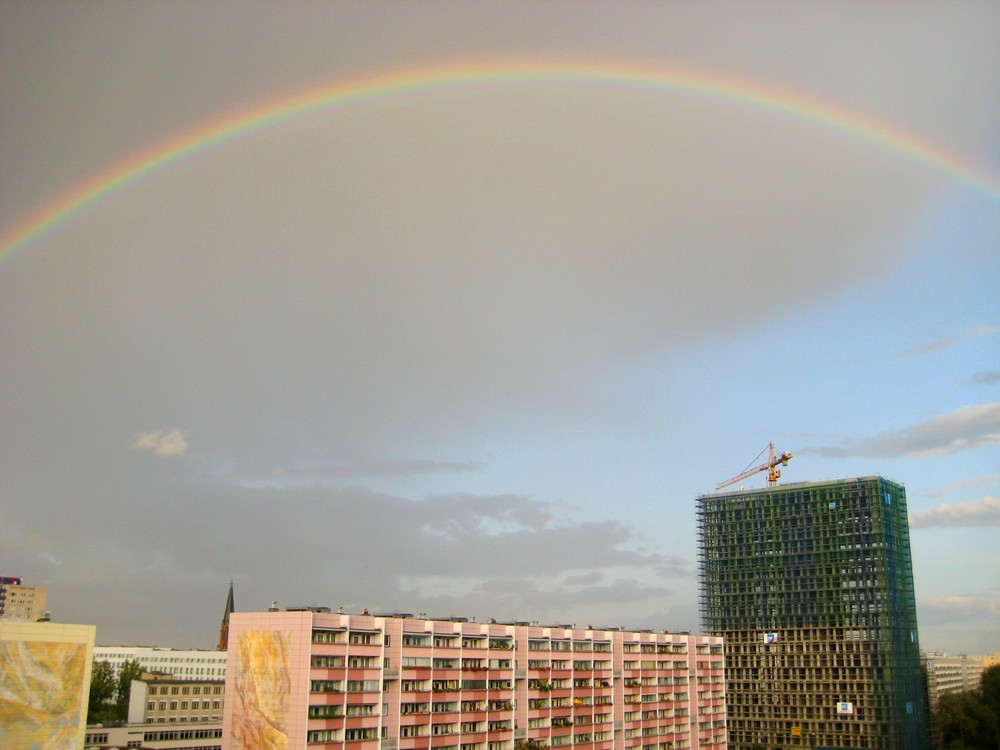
4,481,688,645
802,403,1000,458
918,595,1000,655
910,496,1000,529
1,2,998,649
900,325,1000,358
965,371,1000,386
917,595,1000,626
224,458,483,489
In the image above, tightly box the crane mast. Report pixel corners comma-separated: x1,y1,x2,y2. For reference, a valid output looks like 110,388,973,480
716,442,792,490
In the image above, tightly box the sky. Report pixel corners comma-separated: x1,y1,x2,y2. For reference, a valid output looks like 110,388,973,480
1,2,997,656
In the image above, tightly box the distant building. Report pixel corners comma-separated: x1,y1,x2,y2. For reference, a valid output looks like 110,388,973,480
1,620,95,749
126,672,226,724
93,645,227,681
84,720,222,750
0,575,48,621
923,652,984,705
698,476,928,750
222,609,727,750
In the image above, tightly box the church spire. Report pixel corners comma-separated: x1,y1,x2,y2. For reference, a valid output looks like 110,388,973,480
217,579,235,650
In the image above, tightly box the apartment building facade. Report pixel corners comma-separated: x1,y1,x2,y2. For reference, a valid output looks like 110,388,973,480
0,575,48,621
127,674,226,724
223,610,727,750
923,652,984,706
698,476,928,750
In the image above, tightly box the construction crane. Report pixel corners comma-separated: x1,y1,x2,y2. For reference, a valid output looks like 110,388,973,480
716,442,792,490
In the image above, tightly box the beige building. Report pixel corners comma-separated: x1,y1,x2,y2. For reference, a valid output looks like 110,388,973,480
128,673,226,724
0,575,48,621
983,650,1000,670
0,620,95,749
923,652,985,705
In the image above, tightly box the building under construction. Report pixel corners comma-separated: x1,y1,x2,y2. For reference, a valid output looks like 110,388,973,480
697,476,928,750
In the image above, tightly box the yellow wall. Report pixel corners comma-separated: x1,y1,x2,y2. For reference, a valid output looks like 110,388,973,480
0,621,95,750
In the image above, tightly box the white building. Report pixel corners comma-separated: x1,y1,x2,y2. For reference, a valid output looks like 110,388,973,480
94,645,227,681
84,721,222,750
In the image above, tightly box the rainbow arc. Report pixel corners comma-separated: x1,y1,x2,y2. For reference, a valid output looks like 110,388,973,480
2,60,998,265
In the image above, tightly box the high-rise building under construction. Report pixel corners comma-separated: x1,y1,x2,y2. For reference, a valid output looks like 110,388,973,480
697,476,928,750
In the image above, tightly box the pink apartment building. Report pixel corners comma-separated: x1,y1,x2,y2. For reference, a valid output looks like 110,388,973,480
223,610,726,750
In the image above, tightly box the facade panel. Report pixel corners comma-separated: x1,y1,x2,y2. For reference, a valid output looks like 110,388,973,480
0,620,95,750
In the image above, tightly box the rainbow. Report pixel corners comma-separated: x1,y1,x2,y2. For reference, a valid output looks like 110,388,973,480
2,60,998,265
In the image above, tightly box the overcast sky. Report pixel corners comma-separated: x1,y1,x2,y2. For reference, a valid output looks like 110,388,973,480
1,2,998,656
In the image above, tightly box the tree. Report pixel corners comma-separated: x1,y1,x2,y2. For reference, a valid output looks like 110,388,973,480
515,740,549,750
981,665,1000,714
87,660,116,724
938,688,996,749
114,658,144,721
979,665,1000,750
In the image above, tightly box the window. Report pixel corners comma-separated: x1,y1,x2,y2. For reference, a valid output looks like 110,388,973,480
309,705,343,719
311,680,344,693
312,629,344,644
308,729,343,743
313,655,344,668
345,728,377,741
345,704,375,716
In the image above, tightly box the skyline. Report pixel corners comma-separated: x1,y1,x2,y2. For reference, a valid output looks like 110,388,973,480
1,3,997,655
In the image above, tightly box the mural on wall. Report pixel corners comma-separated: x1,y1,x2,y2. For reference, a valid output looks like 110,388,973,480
231,630,293,750
0,640,87,750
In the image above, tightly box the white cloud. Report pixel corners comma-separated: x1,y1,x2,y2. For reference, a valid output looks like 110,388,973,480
910,496,1000,528
900,325,1000,358
803,403,1000,458
132,428,189,457
928,475,1000,499
918,595,1000,626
